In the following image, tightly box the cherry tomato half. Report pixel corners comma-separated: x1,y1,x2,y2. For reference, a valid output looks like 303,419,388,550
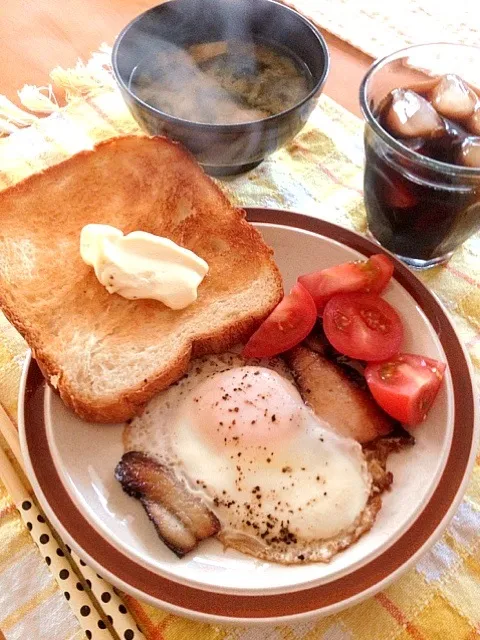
242,283,317,358
298,254,394,314
322,292,403,361
365,354,446,426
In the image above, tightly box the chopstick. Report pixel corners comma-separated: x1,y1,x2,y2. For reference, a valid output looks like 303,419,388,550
0,402,145,640
0,445,112,640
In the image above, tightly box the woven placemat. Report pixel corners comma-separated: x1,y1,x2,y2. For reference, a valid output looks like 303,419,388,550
287,0,479,59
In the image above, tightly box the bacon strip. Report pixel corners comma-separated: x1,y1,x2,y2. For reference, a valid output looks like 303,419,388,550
115,451,220,557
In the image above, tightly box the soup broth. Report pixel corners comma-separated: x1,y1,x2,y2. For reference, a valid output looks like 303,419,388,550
130,39,312,124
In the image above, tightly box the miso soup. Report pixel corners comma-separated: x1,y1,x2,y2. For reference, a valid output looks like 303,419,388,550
130,39,312,125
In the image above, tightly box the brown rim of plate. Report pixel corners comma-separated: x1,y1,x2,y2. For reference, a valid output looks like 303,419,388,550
21,209,476,620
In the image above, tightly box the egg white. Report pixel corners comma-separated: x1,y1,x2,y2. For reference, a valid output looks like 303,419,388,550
124,352,374,563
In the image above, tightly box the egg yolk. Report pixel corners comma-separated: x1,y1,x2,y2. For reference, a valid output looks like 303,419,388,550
185,366,304,451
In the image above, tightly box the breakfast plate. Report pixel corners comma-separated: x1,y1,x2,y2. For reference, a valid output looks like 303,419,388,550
19,208,478,623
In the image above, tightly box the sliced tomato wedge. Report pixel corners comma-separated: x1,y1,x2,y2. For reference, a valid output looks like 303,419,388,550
242,283,317,358
365,354,446,426
368,255,395,292
322,292,403,361
298,254,394,314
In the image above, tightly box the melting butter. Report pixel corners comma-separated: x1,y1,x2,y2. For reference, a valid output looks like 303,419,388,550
80,224,208,309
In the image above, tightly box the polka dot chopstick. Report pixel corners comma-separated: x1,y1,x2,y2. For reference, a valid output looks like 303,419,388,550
0,403,145,640
69,551,143,640
0,444,112,640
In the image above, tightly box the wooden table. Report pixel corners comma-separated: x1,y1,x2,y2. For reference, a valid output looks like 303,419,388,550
0,0,373,117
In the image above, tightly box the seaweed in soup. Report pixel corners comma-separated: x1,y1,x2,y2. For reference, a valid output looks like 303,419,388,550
131,40,312,124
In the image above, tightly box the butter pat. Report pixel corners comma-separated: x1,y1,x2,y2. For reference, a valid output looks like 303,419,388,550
80,224,208,310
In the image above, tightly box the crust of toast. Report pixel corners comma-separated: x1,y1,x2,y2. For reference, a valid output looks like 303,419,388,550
0,135,283,422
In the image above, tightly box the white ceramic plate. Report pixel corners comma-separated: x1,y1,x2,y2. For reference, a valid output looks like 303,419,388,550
19,209,478,623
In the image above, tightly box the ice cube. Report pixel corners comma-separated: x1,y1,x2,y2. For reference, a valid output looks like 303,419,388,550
443,117,469,142
402,137,426,153
385,89,444,139
459,137,480,168
465,104,480,136
431,74,478,120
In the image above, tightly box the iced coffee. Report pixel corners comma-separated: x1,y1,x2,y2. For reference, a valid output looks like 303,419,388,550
361,48,480,268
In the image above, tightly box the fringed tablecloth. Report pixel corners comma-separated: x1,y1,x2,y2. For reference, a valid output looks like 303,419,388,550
0,45,479,640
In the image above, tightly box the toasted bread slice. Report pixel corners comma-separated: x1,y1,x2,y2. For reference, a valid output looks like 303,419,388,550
0,135,283,422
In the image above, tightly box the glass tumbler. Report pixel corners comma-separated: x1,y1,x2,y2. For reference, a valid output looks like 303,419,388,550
359,43,480,269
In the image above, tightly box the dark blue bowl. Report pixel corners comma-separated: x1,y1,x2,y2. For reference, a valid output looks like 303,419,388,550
112,0,329,175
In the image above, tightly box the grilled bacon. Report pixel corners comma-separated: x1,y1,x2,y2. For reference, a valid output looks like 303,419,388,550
115,451,220,557
364,431,415,494
286,345,394,444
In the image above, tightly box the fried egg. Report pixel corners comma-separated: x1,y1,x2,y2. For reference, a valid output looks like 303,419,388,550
124,352,377,563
